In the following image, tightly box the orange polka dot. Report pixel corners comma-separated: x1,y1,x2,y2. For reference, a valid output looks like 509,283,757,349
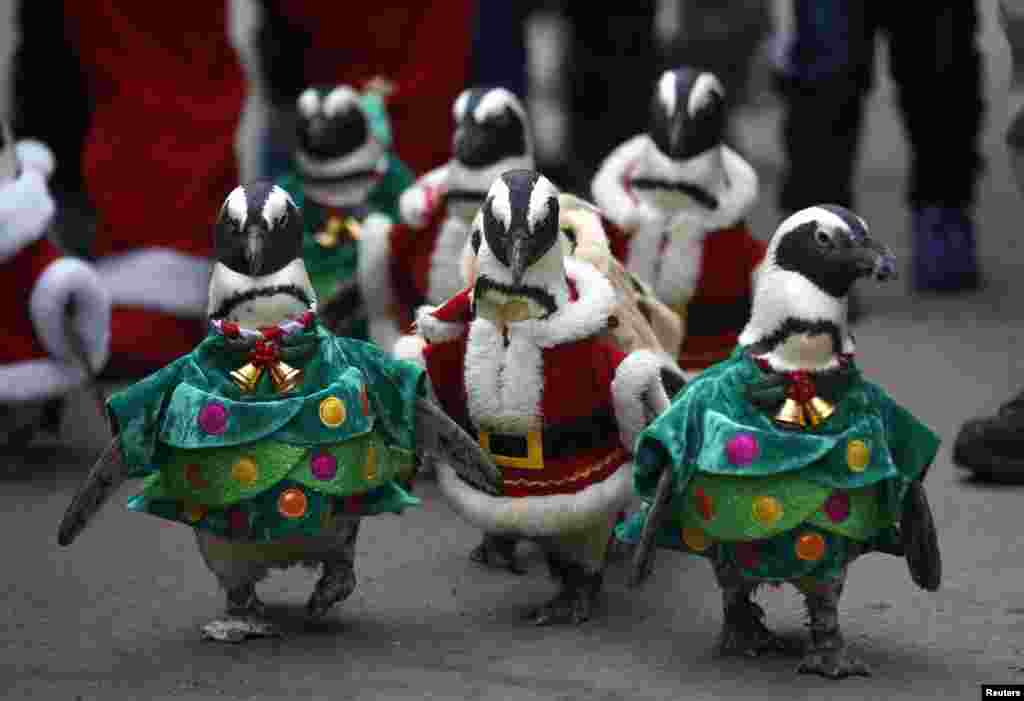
795,532,827,562
278,488,309,519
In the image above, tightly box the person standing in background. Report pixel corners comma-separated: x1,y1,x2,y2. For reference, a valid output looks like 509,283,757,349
774,0,985,293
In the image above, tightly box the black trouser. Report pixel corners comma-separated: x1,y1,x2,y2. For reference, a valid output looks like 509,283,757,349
777,0,984,213
11,0,92,199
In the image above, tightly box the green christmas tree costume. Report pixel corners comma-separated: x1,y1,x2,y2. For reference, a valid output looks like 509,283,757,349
115,316,425,541
616,347,940,583
277,93,415,340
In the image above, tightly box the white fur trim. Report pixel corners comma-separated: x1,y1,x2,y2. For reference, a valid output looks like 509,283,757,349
465,317,543,433
0,358,88,402
436,459,633,537
0,168,55,262
393,333,426,366
30,257,111,373
426,215,471,303
98,247,212,316
513,257,615,349
15,140,56,178
415,303,466,343
591,134,649,228
611,349,672,452
400,165,449,228
357,211,397,325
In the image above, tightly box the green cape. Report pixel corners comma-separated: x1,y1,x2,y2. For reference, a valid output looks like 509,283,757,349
616,347,939,581
112,322,426,541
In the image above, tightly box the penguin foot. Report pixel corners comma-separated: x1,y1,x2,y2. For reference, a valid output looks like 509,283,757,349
306,561,357,620
715,600,800,658
797,638,871,679
201,617,282,643
469,534,526,575
525,571,601,626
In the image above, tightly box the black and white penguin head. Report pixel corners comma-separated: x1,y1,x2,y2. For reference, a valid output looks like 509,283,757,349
446,87,534,223
630,68,729,215
208,182,316,327
470,170,569,318
293,85,386,207
739,205,897,360
649,67,726,161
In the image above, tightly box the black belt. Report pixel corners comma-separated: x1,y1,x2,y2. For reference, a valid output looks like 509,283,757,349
471,407,620,467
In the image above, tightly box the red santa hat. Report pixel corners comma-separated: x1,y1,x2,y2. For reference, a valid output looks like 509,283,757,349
0,141,110,402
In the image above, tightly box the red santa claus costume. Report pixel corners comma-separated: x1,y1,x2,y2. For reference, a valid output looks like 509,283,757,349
396,229,665,541
362,87,534,338
0,139,110,404
592,68,767,373
64,1,246,377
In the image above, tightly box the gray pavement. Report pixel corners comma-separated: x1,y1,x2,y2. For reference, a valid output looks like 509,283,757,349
5,2,1024,699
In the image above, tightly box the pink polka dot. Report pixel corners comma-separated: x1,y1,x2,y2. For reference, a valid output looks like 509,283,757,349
198,402,228,435
726,433,760,466
824,491,851,523
311,452,338,480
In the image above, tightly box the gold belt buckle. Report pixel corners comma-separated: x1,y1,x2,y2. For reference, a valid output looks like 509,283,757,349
478,430,545,470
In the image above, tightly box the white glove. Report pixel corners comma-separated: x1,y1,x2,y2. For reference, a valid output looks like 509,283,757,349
400,184,441,229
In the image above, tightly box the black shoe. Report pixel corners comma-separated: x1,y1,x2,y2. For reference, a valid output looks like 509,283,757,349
953,391,1024,482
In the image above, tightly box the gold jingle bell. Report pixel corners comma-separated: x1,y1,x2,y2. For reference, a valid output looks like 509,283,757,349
774,396,836,429
805,396,835,425
230,363,262,393
315,217,344,248
269,361,303,393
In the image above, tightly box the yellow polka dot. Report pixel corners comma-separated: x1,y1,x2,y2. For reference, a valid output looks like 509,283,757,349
795,532,827,562
319,396,347,428
364,444,379,482
681,527,710,552
231,456,259,486
752,495,784,526
847,439,871,472
184,502,208,523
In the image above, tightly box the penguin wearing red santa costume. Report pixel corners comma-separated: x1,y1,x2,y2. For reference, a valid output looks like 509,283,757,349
591,67,766,373
361,87,533,341
0,128,111,447
396,170,682,623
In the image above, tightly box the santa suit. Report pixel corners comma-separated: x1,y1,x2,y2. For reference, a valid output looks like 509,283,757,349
398,258,662,560
0,141,110,404
592,136,767,372
64,1,245,376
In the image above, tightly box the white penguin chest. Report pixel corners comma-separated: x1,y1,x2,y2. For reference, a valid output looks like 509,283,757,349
427,214,470,304
464,320,544,433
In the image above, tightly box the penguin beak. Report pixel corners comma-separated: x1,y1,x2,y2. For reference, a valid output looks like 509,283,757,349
245,222,268,275
852,236,898,282
508,228,530,285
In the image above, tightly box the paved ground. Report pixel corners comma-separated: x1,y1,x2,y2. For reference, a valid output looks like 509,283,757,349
4,2,1024,699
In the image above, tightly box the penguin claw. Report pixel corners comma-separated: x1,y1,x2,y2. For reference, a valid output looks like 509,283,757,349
201,617,282,643
797,647,872,679
306,563,356,620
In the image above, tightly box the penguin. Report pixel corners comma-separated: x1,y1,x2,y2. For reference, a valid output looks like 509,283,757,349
402,170,680,624
373,88,535,336
591,67,766,372
58,181,500,642
278,85,413,342
622,205,941,679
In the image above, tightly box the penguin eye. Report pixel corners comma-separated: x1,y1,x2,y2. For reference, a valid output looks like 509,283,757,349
561,226,577,254
471,228,481,254
814,228,833,247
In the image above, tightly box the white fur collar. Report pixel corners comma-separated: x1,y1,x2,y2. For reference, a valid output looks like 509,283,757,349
0,168,55,263
632,136,758,230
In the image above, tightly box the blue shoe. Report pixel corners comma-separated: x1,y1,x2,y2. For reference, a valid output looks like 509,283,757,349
912,206,981,292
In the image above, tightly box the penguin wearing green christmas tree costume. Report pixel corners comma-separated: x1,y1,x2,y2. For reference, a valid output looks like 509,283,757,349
276,85,414,344
618,205,942,679
57,182,500,642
